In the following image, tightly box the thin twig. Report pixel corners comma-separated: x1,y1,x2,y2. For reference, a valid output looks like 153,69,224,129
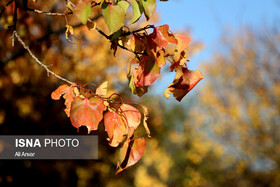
0,0,13,18
27,8,72,16
12,30,74,85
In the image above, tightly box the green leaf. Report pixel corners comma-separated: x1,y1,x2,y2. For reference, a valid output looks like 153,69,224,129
140,0,156,20
101,1,126,33
118,0,130,12
130,0,144,24
74,0,92,25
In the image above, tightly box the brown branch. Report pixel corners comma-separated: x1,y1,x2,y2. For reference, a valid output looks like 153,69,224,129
12,30,74,85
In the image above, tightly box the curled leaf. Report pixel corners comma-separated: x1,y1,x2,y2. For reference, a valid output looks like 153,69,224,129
116,137,145,174
65,25,75,44
51,84,76,117
140,104,150,137
164,67,203,101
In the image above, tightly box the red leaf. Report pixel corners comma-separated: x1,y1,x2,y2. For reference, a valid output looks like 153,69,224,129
120,104,141,129
150,24,177,50
70,97,105,133
116,138,145,174
104,111,127,147
135,56,160,87
164,67,203,101
51,84,76,117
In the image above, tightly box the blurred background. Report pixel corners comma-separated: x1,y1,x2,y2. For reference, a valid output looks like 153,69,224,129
0,0,280,186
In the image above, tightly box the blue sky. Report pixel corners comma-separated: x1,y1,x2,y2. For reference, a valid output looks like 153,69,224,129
149,0,280,100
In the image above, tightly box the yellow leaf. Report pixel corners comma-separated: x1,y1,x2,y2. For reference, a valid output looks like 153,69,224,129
65,25,75,44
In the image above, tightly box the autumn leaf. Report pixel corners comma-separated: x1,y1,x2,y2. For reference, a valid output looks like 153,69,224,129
150,24,177,50
164,67,203,101
127,34,147,53
74,0,92,25
135,56,160,87
70,97,105,133
65,25,75,44
120,104,141,129
51,84,76,117
96,81,108,97
128,71,148,97
174,33,191,62
116,137,145,174
104,111,127,147
140,104,150,137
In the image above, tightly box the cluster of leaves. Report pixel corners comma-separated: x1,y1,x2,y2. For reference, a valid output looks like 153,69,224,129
51,82,149,173
73,0,203,101
126,24,203,101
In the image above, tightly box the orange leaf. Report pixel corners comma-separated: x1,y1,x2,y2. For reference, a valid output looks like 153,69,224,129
70,97,105,133
120,104,141,129
104,111,127,147
116,138,145,174
174,34,191,62
164,67,203,101
51,84,76,117
51,84,69,100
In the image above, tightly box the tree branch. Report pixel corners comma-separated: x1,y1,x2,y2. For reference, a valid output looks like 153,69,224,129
12,30,74,85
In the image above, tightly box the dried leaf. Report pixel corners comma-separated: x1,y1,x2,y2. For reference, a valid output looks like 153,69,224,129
51,84,76,117
164,67,203,101
65,25,75,44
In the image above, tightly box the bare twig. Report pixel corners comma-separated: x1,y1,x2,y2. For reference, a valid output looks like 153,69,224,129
12,30,74,85
27,8,72,16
